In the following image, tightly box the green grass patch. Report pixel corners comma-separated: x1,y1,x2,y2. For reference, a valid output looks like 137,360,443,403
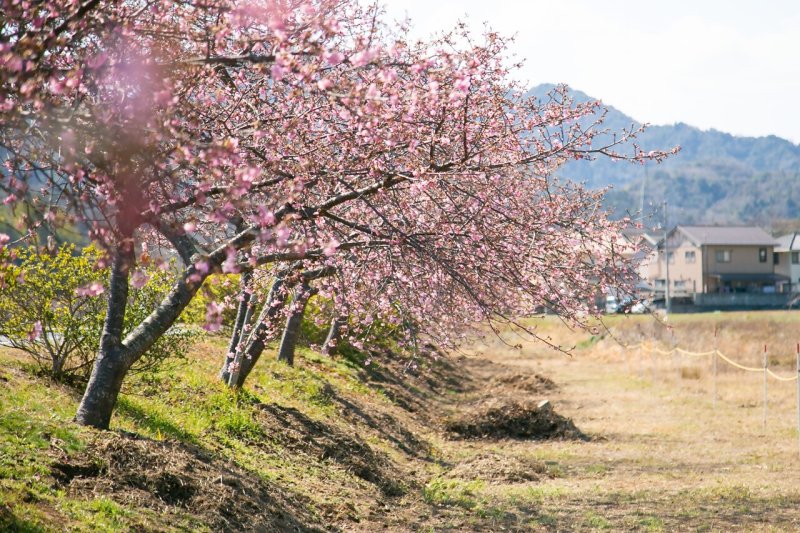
61,497,132,532
583,510,613,529
423,477,485,509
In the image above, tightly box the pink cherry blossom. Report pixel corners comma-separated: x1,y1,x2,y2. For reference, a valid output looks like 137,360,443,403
0,0,673,428
76,282,105,297
130,270,149,289
28,321,43,342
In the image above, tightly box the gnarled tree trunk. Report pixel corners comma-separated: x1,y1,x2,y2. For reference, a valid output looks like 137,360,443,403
74,240,134,429
223,273,290,387
75,233,212,429
223,265,334,387
221,270,254,377
276,281,317,366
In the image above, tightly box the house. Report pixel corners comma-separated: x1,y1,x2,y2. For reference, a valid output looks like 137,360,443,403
638,225,786,301
774,232,800,292
620,228,660,295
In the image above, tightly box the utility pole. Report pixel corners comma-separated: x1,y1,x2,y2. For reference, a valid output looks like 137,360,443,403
640,166,648,216
663,200,671,315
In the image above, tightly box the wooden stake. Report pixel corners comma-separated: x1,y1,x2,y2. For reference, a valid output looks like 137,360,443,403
763,344,768,434
712,325,718,409
796,343,799,456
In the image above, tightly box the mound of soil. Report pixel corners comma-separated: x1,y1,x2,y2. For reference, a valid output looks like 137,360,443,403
488,373,557,394
52,433,323,532
445,400,588,441
448,452,547,483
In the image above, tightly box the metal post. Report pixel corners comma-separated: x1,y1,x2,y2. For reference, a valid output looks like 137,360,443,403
763,344,768,433
712,326,718,409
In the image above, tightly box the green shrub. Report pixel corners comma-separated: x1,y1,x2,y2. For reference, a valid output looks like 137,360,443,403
300,297,337,347
179,273,240,332
0,244,198,382
0,244,105,380
299,297,419,363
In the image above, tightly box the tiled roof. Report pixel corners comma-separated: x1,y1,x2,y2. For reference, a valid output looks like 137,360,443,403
677,226,778,246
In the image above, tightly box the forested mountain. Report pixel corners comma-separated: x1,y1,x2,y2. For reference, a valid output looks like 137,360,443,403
529,84,800,228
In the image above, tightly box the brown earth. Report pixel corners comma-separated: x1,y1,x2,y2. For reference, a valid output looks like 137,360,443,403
36,345,571,532
52,433,322,532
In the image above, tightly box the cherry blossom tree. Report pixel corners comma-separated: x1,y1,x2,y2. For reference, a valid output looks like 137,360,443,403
226,171,638,386
1,0,673,428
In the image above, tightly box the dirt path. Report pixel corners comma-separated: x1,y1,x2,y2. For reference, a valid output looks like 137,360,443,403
388,331,800,531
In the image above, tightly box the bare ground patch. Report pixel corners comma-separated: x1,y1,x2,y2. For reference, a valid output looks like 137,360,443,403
487,372,557,395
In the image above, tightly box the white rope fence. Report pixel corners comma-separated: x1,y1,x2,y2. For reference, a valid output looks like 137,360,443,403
620,332,800,455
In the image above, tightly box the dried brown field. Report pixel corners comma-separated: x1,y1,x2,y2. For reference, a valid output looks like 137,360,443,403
440,310,800,531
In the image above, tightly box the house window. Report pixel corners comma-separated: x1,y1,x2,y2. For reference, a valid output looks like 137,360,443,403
655,279,666,289
793,252,800,265
759,248,767,263
716,250,731,263
674,280,686,289
666,252,674,264
685,251,696,263
774,252,780,265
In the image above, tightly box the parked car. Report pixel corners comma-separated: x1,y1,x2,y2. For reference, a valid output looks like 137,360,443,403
604,296,619,314
615,296,650,314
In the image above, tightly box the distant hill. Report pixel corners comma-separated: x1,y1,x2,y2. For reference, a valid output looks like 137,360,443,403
528,84,800,228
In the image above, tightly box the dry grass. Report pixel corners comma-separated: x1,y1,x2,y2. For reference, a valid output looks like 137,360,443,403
448,311,800,531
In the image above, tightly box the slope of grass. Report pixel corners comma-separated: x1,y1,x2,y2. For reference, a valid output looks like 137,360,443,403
0,338,443,531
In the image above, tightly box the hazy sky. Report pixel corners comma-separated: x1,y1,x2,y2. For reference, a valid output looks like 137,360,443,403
384,0,800,143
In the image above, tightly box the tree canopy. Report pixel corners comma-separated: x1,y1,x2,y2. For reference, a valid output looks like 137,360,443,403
0,0,672,428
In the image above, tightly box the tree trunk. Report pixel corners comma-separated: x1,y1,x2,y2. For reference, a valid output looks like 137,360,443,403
52,353,66,380
74,240,133,429
224,273,290,387
75,239,211,428
73,347,130,428
225,266,333,386
322,316,347,356
276,282,316,366
220,270,254,379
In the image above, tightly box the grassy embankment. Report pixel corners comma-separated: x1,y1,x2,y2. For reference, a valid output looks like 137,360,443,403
0,336,467,531
4,311,800,531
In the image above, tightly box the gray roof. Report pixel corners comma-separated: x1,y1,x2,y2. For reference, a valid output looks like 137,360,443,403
775,233,800,252
677,225,778,246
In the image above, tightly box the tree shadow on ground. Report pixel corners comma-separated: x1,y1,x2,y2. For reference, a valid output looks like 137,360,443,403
330,392,433,459
0,505,46,533
255,402,409,497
